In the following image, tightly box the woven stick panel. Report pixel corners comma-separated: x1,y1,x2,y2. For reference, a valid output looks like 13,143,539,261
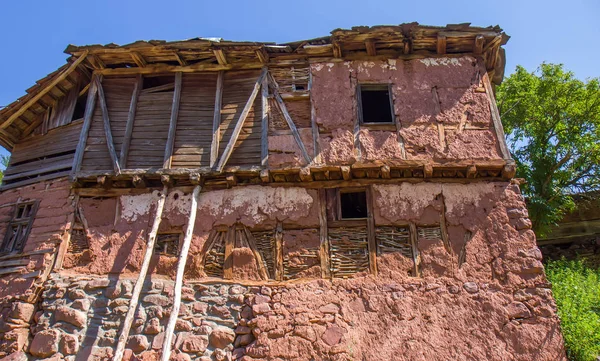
283,228,320,280
376,226,412,258
251,230,276,278
417,226,442,241
204,231,226,277
270,66,310,93
68,211,89,253
329,227,369,278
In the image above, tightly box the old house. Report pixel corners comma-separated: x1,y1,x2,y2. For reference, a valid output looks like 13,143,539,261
0,23,567,360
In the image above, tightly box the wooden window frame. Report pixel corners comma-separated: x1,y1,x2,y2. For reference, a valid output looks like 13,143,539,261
1,201,39,254
336,187,368,221
357,83,395,126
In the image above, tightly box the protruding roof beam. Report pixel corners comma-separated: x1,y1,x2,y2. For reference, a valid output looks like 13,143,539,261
88,54,106,69
474,35,485,55
130,52,147,67
173,52,188,66
255,48,269,64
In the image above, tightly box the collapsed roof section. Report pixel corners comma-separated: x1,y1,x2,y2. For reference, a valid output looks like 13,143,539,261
0,23,509,151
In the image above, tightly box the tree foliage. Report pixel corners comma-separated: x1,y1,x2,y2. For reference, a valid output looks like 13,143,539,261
0,154,8,184
497,63,600,235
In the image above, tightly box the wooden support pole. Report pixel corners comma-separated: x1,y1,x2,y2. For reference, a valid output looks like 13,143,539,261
439,194,451,254
268,75,312,164
120,75,142,169
1,51,89,130
275,222,284,281
409,222,421,277
173,52,187,66
437,35,447,55
318,189,331,279
210,71,224,168
160,185,201,361
96,77,122,174
366,186,377,276
163,72,182,169
482,72,512,160
309,72,322,164
214,49,228,65
261,75,269,168
71,73,100,177
216,68,268,172
223,226,235,279
113,186,168,361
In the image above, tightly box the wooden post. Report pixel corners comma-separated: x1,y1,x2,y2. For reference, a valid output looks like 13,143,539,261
96,77,122,174
113,186,168,361
210,71,224,168
216,68,268,172
275,222,284,281
261,75,269,167
163,72,183,169
268,75,312,165
482,72,512,160
309,72,322,164
223,226,235,279
366,186,377,276
160,185,201,361
409,222,421,277
119,75,142,169
318,189,331,278
71,74,100,178
243,227,270,280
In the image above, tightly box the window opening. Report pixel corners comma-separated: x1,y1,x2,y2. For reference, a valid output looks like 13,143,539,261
339,191,368,219
155,233,181,256
1,201,38,254
358,84,394,124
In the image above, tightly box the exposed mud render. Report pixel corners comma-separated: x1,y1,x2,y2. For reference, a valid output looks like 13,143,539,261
0,24,566,361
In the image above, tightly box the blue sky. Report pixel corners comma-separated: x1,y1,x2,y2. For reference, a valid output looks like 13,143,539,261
0,0,598,159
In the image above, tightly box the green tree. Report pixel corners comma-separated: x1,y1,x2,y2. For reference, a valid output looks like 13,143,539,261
497,63,600,236
0,154,9,183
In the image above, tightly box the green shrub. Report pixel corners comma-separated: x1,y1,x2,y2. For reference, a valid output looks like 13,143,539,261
545,259,600,361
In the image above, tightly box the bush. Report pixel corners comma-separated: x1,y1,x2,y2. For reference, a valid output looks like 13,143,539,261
545,259,600,361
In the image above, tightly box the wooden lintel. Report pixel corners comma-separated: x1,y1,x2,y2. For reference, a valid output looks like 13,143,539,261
210,71,224,168
95,77,122,174
163,72,183,169
216,68,268,172
474,35,485,55
255,48,269,64
268,74,312,165
130,52,147,67
213,49,228,66
132,175,146,188
173,52,188,66
119,75,142,169
436,35,447,55
365,39,377,56
1,51,89,131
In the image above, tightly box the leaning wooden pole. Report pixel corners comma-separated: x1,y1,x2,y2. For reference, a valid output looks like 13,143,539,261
113,186,169,361
160,184,201,361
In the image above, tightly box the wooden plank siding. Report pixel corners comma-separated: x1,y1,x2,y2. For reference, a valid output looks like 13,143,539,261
218,70,263,167
171,73,217,168
80,77,137,171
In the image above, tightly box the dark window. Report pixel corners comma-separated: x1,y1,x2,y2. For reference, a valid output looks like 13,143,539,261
142,75,175,92
340,191,368,219
155,233,181,256
1,201,38,254
359,84,394,124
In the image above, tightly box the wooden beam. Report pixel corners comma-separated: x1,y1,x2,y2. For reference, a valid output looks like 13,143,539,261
214,49,228,66
243,227,270,280
173,52,187,66
71,74,99,177
261,75,269,167
318,189,331,279
439,194,452,254
340,166,351,180
89,54,106,69
163,72,183,169
119,75,142,169
161,174,173,187
403,39,412,55
474,35,485,55
275,222,284,281
466,165,477,179
113,186,168,361
268,75,312,164
437,35,447,55
260,169,270,183
160,185,201,361
255,48,269,64
366,186,377,276
95,77,122,174
225,174,237,188
299,167,312,182
132,175,146,188
130,52,147,68
332,42,342,58
1,51,89,130
381,165,391,179
482,72,512,159
409,222,421,277
223,226,235,279
365,39,377,56
210,71,224,168
216,68,268,172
